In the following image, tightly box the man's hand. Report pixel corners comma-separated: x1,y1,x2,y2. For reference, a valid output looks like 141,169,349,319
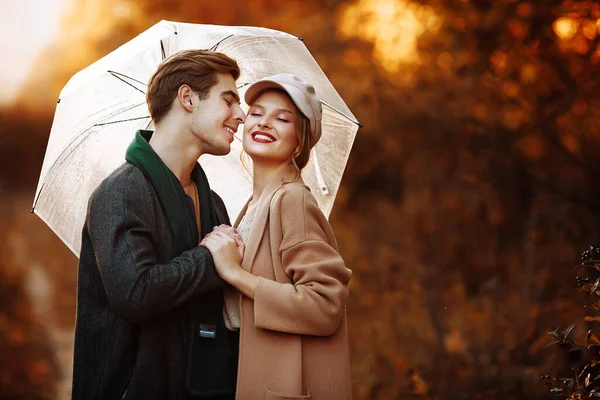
200,230,244,283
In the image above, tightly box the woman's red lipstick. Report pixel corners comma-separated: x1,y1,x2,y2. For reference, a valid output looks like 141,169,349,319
251,131,276,143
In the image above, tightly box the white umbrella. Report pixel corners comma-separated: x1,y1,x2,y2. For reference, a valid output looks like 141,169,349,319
32,20,360,257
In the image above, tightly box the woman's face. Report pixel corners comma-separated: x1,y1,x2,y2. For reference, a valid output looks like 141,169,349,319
243,90,300,167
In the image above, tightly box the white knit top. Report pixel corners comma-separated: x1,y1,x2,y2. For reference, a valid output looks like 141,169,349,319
223,201,258,331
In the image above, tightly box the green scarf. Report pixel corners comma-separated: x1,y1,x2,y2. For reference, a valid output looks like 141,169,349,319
125,130,217,255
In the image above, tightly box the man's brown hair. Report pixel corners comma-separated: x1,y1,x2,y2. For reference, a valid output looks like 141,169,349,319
146,50,240,124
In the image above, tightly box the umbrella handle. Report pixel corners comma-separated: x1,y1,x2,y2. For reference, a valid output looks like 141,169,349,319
311,148,329,195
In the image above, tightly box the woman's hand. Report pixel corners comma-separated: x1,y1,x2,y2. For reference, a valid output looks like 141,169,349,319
200,229,244,284
209,224,245,260
200,225,257,299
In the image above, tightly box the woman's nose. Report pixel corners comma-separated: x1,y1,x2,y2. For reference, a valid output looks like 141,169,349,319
258,117,271,128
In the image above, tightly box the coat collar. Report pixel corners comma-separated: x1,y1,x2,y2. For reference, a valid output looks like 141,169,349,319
234,179,307,273
125,130,217,256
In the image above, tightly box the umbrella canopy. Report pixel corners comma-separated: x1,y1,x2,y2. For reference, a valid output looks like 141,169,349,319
32,20,360,257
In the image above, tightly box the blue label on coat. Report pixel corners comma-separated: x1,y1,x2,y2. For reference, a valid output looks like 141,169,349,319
198,324,217,338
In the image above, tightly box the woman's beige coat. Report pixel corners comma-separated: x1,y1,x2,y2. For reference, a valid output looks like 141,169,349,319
233,181,353,400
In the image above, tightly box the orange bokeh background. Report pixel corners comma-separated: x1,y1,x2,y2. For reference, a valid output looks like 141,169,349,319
2,0,600,399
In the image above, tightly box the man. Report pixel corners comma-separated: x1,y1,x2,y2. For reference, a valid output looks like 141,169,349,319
72,50,246,399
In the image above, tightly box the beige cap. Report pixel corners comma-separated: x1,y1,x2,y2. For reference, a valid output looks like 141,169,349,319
244,73,323,144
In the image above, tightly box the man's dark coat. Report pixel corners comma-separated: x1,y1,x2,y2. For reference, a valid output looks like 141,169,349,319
72,155,237,399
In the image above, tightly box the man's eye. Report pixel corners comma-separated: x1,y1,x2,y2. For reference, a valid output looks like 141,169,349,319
224,98,232,106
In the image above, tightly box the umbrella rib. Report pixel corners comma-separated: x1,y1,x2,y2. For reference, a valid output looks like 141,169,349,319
96,116,151,126
210,34,234,51
161,40,166,60
33,102,148,210
311,147,329,195
109,71,147,86
321,100,361,127
108,71,147,95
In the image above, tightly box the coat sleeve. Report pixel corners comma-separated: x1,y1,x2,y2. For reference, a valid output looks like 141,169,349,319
87,167,223,323
253,186,352,336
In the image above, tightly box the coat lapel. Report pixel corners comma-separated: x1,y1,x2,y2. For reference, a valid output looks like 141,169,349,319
233,199,250,229
236,182,285,274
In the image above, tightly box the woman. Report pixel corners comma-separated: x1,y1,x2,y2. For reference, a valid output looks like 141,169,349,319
201,73,352,400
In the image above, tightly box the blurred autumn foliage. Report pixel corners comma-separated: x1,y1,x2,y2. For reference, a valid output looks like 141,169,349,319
542,247,600,399
2,0,600,399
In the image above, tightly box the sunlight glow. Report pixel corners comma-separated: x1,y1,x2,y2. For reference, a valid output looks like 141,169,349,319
0,0,71,105
553,17,578,40
338,0,441,72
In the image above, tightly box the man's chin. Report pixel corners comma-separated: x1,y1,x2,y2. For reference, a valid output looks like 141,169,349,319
210,143,231,156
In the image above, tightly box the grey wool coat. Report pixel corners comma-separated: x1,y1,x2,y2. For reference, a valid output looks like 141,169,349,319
72,163,236,399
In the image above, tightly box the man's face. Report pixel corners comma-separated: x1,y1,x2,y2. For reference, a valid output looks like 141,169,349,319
190,72,246,156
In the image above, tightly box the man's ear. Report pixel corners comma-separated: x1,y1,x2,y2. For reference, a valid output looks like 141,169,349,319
178,85,194,112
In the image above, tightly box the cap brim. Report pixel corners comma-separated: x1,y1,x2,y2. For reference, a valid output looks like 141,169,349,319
245,80,285,107
245,80,314,120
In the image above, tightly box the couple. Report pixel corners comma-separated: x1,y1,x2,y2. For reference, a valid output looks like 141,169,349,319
71,49,352,399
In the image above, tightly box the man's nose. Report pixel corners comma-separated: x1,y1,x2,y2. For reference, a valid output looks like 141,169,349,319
234,105,246,123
